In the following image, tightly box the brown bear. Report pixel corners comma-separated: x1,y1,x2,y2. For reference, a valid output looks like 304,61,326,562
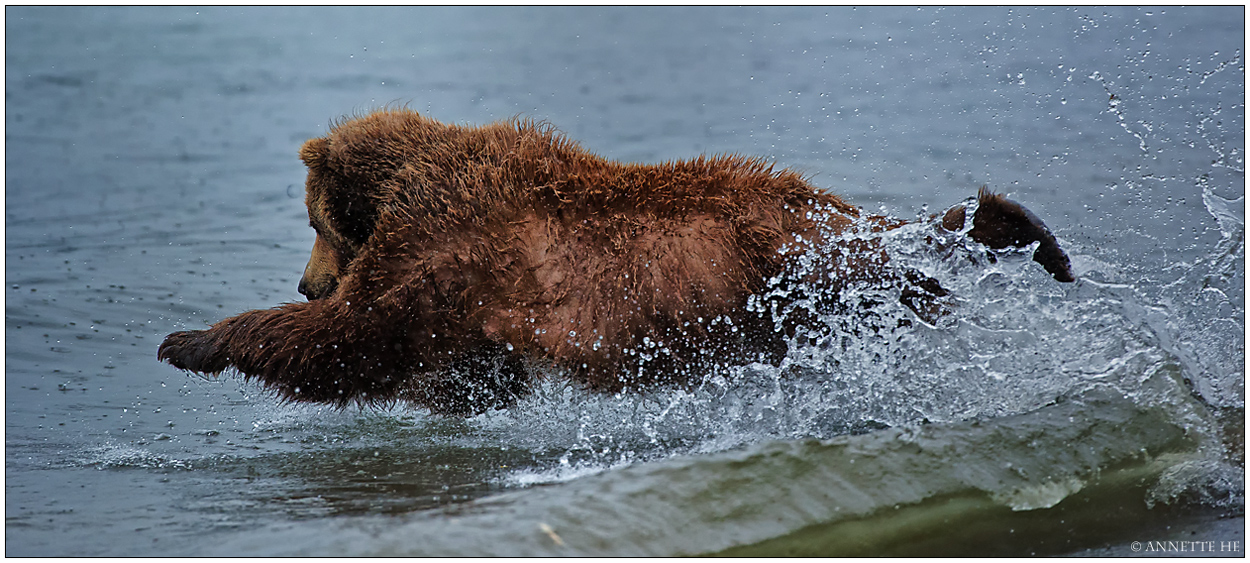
159,109,1073,415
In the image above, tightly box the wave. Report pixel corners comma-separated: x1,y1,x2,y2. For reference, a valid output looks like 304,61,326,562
202,391,1206,556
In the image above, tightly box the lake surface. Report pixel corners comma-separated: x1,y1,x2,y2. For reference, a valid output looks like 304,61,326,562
6,6,1244,556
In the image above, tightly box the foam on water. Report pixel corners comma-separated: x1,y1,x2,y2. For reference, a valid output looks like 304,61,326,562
81,443,196,471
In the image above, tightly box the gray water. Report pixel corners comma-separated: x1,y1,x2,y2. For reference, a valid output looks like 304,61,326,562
6,6,1244,556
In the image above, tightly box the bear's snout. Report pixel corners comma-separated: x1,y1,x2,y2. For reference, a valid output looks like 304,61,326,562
297,274,336,301
297,276,313,299
299,234,342,300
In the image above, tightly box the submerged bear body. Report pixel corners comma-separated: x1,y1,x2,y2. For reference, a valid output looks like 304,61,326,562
159,109,1073,415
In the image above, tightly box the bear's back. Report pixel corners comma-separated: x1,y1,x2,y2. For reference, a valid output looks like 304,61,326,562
322,110,854,390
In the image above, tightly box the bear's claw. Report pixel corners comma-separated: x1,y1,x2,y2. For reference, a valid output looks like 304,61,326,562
158,330,229,374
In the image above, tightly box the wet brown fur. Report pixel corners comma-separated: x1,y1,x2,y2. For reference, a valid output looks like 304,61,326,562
159,109,1073,415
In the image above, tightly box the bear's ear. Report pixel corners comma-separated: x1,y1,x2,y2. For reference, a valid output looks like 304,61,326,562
299,137,331,171
299,135,378,247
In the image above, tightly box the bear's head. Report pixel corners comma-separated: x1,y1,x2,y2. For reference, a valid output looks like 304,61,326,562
295,110,424,300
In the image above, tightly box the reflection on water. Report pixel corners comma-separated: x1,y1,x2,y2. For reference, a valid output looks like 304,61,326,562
6,5,1243,557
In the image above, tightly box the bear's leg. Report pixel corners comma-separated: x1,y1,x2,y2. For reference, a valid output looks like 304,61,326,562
941,187,1075,282
897,268,952,325
158,300,410,406
400,342,531,416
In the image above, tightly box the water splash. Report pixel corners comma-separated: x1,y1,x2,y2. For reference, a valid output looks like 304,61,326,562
80,443,196,470
464,202,1231,494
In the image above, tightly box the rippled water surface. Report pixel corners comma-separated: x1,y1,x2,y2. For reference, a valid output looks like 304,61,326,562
6,6,1244,556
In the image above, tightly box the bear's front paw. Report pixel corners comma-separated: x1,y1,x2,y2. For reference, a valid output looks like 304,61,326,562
158,330,230,374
